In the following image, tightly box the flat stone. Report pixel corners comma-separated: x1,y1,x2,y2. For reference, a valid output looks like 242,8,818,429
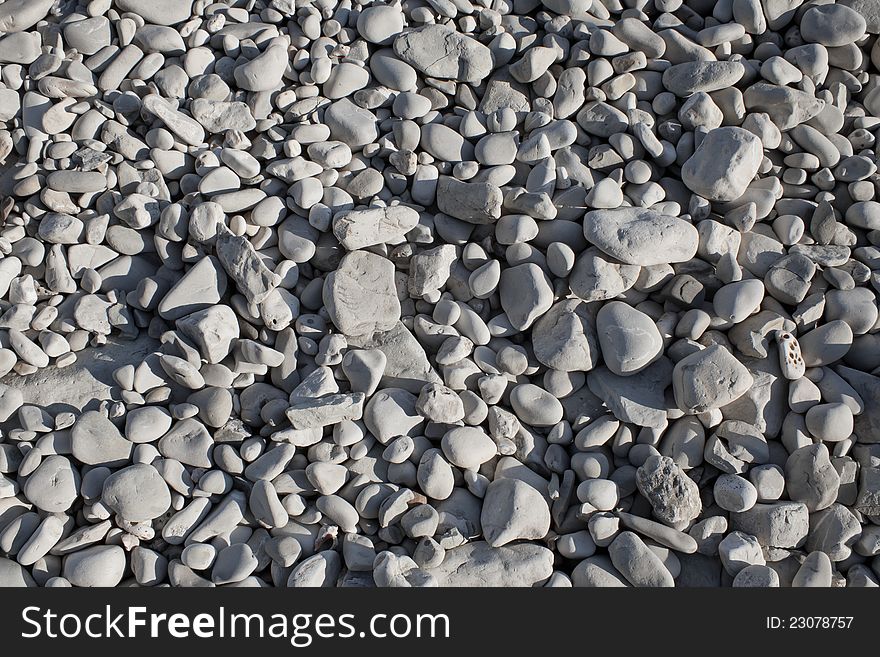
71,411,133,467
332,205,420,250
426,541,553,586
22,455,80,513
347,323,442,393
583,208,699,265
394,24,493,83
436,177,503,224
569,248,641,302
731,502,810,548
662,60,745,96
323,251,401,337
480,478,551,547
285,392,365,429
191,99,257,133
587,357,673,428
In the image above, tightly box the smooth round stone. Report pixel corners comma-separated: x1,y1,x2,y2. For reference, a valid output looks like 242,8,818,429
556,531,596,560
134,25,186,54
595,301,663,376
102,463,172,521
576,479,619,511
509,383,563,427
212,543,258,584
124,405,172,443
845,200,880,230
496,345,528,375
805,402,854,442
824,287,878,335
22,455,80,513
586,177,623,209
251,196,287,227
713,279,764,323
317,494,361,533
357,5,404,45
182,543,216,571
570,555,628,587
799,321,853,367
0,558,36,587
221,149,260,179
305,462,348,495
323,62,370,100
713,474,758,512
417,449,455,500
265,536,302,568
441,427,497,469
392,92,432,119
323,98,378,149
63,545,126,587
420,123,474,163
401,504,439,539
370,48,417,91
187,387,233,428
362,389,421,444
288,551,342,587
63,16,111,55
733,564,779,587
475,132,518,166
0,383,23,422
801,5,867,47
749,464,785,502
583,207,699,266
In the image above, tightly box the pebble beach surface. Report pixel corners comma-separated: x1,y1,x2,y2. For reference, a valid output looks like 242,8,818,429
0,0,878,588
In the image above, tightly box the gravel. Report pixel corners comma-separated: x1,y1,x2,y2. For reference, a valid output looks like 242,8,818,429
0,0,877,590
